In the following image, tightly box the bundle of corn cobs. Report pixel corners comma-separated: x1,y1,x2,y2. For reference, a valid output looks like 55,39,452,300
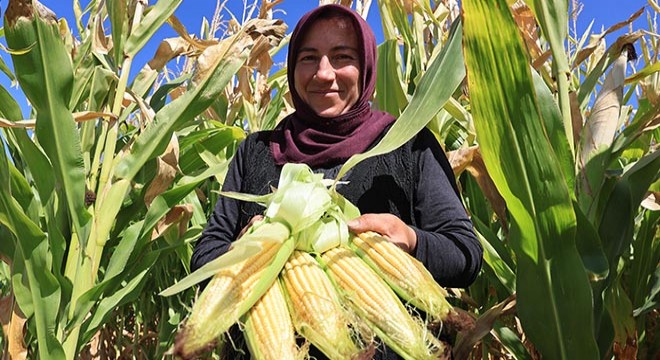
162,163,454,360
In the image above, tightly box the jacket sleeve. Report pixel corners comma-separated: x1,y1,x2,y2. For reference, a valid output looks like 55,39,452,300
190,140,246,273
411,130,483,288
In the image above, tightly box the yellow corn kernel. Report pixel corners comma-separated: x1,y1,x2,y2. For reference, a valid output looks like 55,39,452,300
282,251,369,359
244,281,299,360
321,247,447,360
352,232,452,320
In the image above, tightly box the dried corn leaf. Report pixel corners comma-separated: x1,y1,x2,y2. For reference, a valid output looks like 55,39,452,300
0,118,35,128
152,204,194,240
447,145,477,176
572,7,644,68
466,150,508,231
259,0,285,19
641,192,660,211
146,37,192,71
144,134,180,206
453,295,516,360
448,146,508,231
570,91,584,148
511,1,542,62
0,296,28,360
167,15,219,51
0,111,116,129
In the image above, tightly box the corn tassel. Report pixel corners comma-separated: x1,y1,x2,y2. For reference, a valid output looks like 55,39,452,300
244,280,300,360
174,222,294,359
351,232,453,320
321,247,448,360
281,251,372,359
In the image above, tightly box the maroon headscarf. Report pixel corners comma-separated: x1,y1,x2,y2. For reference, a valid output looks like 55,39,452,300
269,4,396,167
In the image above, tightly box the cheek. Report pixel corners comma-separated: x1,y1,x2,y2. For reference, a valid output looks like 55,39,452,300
294,68,308,95
346,68,361,96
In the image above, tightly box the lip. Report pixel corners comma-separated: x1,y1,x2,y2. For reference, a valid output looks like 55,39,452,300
309,89,341,95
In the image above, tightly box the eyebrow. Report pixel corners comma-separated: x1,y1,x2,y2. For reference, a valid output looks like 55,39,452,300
297,45,358,53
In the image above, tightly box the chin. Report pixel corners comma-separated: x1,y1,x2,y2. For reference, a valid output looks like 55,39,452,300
313,107,347,118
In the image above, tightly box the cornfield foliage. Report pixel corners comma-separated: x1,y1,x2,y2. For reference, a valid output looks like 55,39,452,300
0,0,658,359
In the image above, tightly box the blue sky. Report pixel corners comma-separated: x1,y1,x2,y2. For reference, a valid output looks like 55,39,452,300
0,0,653,118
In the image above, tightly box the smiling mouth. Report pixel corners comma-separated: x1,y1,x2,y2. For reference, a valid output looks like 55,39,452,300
310,90,340,95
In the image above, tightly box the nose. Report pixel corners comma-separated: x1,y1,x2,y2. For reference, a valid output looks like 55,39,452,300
315,56,335,81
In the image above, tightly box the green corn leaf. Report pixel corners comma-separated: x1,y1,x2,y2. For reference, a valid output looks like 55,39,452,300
531,68,575,191
9,245,33,316
624,61,660,84
3,128,55,205
633,267,660,317
493,323,533,360
5,2,91,245
573,202,609,279
0,54,16,82
630,210,660,316
149,73,192,112
0,137,65,360
376,39,407,116
124,0,183,58
94,179,130,246
335,19,465,182
604,279,636,350
106,0,128,63
611,100,660,157
67,221,143,332
8,161,33,211
81,253,158,343
462,0,599,358
69,37,96,110
532,0,573,151
0,82,22,120
473,218,516,294
598,150,660,267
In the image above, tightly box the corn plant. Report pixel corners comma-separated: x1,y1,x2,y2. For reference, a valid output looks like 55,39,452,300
0,0,286,358
457,0,660,359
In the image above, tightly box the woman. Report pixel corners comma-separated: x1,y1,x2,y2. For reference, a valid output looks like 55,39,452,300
192,4,482,359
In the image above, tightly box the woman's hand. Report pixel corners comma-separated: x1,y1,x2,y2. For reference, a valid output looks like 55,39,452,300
238,215,264,238
347,213,417,253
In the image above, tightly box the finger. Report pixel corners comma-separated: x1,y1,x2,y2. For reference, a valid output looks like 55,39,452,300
238,215,264,238
347,213,394,235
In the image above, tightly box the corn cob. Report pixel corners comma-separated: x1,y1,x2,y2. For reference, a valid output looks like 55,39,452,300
321,247,448,360
351,232,453,320
281,251,371,359
174,222,294,359
244,280,300,360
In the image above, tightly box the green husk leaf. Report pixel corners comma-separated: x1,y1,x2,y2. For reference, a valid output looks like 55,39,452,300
160,222,290,296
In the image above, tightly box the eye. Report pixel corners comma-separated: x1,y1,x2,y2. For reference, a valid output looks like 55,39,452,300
297,54,318,63
335,53,355,61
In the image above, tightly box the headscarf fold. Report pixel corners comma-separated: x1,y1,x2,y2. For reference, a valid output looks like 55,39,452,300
270,4,395,167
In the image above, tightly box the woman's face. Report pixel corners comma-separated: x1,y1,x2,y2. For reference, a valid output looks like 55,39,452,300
294,17,361,118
